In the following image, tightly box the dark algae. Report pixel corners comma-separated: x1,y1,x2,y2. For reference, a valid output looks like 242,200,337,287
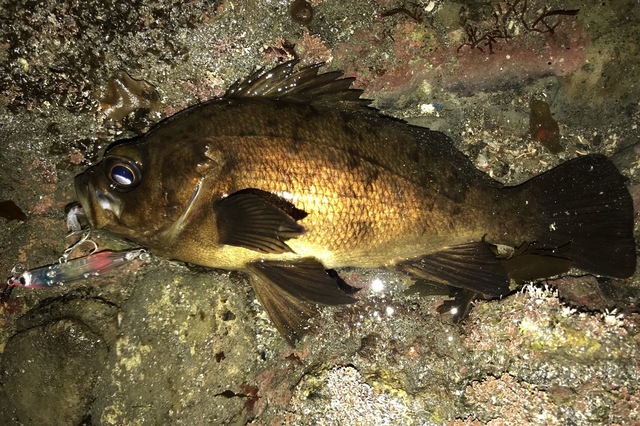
530,98,562,154
0,200,27,222
98,70,161,121
75,61,636,344
459,1,579,53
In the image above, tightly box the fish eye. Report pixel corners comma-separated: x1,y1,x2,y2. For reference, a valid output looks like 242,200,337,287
105,157,142,191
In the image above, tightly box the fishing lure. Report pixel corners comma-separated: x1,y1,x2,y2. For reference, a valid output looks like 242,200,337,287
7,249,149,288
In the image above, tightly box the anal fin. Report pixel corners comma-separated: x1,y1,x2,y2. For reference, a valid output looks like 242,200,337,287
397,242,510,298
500,242,572,283
247,258,357,344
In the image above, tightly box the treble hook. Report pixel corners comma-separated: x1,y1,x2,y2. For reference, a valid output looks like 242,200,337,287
59,231,98,264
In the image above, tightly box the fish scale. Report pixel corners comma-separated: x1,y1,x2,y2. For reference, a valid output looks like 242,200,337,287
227,135,428,257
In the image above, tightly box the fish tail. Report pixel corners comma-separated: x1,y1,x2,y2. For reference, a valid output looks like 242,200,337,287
508,154,636,278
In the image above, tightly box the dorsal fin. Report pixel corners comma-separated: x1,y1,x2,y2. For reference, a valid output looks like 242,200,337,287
224,60,372,112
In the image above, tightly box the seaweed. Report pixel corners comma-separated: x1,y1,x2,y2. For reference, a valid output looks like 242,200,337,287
381,2,424,24
458,0,579,54
458,8,511,54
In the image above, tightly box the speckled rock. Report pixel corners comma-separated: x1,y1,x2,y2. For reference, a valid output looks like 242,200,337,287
1,318,108,425
1,0,640,425
89,264,264,425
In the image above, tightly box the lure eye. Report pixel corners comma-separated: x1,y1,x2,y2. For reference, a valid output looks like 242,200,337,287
105,157,142,191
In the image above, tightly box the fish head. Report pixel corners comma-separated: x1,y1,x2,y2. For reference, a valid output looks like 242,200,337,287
75,129,218,246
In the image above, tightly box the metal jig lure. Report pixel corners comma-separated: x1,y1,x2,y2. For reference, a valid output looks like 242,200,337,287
7,249,149,288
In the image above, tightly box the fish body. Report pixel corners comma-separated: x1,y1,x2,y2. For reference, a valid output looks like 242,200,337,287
76,61,636,343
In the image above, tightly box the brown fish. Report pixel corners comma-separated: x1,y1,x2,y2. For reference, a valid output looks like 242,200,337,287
75,61,636,343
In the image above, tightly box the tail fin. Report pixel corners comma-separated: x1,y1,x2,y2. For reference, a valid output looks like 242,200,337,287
510,154,636,278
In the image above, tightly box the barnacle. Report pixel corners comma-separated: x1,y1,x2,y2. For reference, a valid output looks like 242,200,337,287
290,0,313,26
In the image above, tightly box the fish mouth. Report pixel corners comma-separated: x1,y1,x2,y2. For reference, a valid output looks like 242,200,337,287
74,172,122,229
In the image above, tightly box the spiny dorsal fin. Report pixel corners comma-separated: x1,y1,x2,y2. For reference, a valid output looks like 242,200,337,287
225,60,372,112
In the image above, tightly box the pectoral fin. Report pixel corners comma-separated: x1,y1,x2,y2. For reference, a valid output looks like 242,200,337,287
398,242,510,298
247,258,357,344
214,189,307,254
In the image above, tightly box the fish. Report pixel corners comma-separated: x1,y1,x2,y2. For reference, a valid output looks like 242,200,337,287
75,60,636,343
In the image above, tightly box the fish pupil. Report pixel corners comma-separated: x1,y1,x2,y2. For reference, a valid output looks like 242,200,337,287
111,165,135,186
105,157,142,191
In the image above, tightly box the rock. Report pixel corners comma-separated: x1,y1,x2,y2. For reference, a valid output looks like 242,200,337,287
1,319,107,425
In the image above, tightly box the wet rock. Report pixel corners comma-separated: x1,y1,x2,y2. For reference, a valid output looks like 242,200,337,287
290,0,313,26
1,0,640,424
16,291,121,343
0,289,119,425
558,21,640,126
554,275,607,308
0,200,27,222
1,319,107,426
89,266,263,425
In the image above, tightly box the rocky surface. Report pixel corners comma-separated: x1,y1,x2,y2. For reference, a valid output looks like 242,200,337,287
1,0,639,425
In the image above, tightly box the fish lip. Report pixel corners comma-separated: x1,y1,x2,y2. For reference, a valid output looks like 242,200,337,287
74,172,121,229
74,173,94,226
